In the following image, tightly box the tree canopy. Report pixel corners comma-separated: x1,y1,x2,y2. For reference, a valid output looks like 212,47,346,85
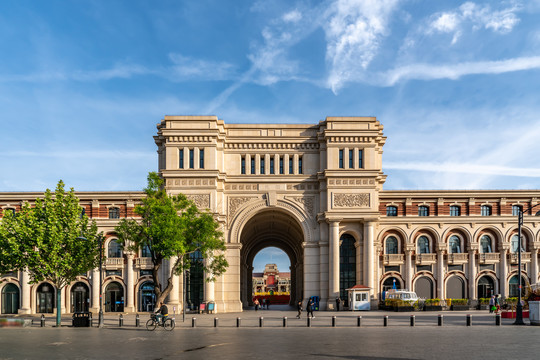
0,180,100,326
115,172,228,305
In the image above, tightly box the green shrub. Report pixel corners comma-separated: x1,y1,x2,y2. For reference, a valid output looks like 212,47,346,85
451,299,468,305
425,298,441,306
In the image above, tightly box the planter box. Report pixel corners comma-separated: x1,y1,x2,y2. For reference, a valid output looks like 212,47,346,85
394,306,414,312
501,310,529,319
451,305,470,311
424,305,443,311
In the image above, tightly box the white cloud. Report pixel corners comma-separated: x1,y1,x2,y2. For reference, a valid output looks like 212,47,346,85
324,0,400,92
431,12,459,33
380,56,540,86
168,54,236,81
282,9,302,23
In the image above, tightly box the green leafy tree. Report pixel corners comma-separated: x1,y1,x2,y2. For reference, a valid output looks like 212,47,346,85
115,172,228,306
0,181,99,327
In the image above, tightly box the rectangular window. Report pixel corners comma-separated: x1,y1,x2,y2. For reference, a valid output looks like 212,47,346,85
251,157,256,174
386,206,397,216
270,157,275,174
260,158,265,174
349,149,353,168
189,149,194,169
199,149,204,169
481,205,492,216
289,157,293,174
279,156,284,174
298,156,303,174
418,206,429,216
450,206,460,216
241,156,246,174
179,149,184,169
512,205,522,216
339,149,344,169
358,149,363,168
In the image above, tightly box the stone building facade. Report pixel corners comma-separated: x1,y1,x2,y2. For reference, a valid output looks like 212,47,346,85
1,115,540,314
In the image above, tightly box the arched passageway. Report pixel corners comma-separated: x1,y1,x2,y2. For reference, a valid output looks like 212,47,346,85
240,209,304,308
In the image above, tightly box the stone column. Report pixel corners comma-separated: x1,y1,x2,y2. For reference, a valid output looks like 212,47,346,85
405,249,413,291
328,220,340,308
319,240,329,310
169,256,180,309
531,243,540,285
437,248,445,299
468,245,477,300
91,268,100,313
364,221,375,295
500,247,508,298
303,242,320,300
125,254,135,312
20,269,31,314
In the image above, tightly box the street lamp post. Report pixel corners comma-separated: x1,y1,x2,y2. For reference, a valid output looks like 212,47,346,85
514,204,540,326
98,235,104,328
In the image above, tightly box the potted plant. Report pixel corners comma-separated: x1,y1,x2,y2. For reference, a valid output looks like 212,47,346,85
450,299,469,311
477,298,490,310
394,299,414,312
424,298,443,311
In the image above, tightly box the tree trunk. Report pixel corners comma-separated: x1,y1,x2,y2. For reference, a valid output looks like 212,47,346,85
56,287,62,327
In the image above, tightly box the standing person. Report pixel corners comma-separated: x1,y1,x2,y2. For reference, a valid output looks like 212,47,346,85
495,295,500,314
266,298,270,310
296,300,303,319
307,298,314,318
262,298,266,310
489,295,495,313
254,298,260,311
336,298,341,311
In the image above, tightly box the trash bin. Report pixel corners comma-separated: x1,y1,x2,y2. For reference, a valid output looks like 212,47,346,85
207,301,215,314
72,312,91,327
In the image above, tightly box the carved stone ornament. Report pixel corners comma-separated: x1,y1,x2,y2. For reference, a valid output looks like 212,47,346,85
186,194,210,209
293,196,315,217
333,193,370,208
228,196,257,222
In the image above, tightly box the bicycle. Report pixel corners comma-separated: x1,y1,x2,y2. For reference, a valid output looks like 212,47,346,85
146,313,175,331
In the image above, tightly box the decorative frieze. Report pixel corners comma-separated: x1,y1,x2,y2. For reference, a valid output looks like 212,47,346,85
166,136,213,143
224,143,319,150
167,179,215,187
225,184,258,191
186,194,210,209
327,136,372,143
286,183,318,190
333,193,370,208
328,178,374,186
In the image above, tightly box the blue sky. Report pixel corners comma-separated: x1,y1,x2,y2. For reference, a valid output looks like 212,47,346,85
253,247,290,273
1,0,540,194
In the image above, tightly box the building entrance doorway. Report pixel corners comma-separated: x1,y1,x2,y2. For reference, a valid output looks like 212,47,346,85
1,283,19,314
240,209,304,308
252,247,291,307
477,275,495,299
37,283,55,313
105,282,124,312
138,281,156,312
70,282,90,312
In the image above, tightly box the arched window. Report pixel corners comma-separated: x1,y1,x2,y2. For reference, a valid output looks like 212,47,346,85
450,205,460,216
108,239,123,258
2,208,16,216
446,276,465,299
417,236,430,254
386,206,397,217
418,206,429,217
449,235,461,253
481,205,492,216
511,235,524,253
142,245,152,258
339,234,356,305
385,236,398,254
109,207,120,219
509,275,527,297
480,235,492,253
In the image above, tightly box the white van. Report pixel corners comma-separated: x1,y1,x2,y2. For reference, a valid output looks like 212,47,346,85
384,290,419,303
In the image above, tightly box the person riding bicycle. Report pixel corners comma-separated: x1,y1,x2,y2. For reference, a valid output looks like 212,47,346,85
154,302,168,325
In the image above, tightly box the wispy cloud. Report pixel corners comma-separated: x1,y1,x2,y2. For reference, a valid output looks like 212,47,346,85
379,56,540,85
168,53,236,81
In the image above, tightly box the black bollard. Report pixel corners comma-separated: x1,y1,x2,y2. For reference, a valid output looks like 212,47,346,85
466,314,472,326
307,317,311,327
214,317,219,327
438,314,443,326
283,317,287,327
410,315,415,327
41,314,45,327
357,316,362,327
119,314,123,327
332,316,336,327
383,315,388,327
236,317,241,327
192,317,197,328
259,316,264,327
135,314,140,327
495,313,501,326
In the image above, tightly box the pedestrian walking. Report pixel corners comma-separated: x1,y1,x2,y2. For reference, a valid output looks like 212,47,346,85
336,298,341,311
489,295,495,313
266,298,270,310
254,298,260,311
262,298,266,310
494,294,500,314
307,298,314,318
296,300,303,319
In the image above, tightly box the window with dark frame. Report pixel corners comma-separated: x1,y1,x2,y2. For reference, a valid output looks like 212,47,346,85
386,206,398,216
349,149,353,168
179,149,184,169
450,205,460,216
418,206,429,217
108,207,120,219
512,205,522,216
199,149,204,169
289,157,293,174
481,205,492,216
299,156,303,174
189,149,194,169
279,156,284,174
251,157,256,174
270,157,274,174
241,156,246,174
339,149,344,168
260,157,265,174
358,149,363,168
339,234,356,306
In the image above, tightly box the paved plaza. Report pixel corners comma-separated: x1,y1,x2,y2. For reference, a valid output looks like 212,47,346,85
1,308,539,359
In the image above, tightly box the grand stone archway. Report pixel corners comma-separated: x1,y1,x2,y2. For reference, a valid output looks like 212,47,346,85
240,209,304,308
